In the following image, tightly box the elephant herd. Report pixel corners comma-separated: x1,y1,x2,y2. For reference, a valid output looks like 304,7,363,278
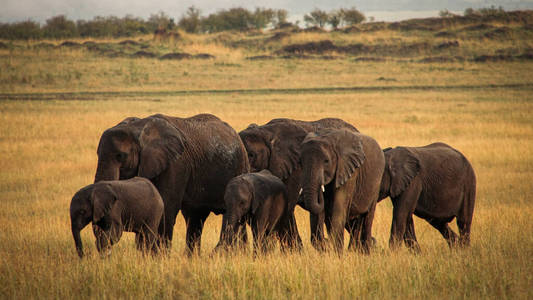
70,113,476,258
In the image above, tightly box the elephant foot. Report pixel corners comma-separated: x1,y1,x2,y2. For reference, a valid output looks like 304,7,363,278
404,239,421,254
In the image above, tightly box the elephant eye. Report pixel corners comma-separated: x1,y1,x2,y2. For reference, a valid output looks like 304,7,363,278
324,159,330,164
248,152,255,159
116,152,126,162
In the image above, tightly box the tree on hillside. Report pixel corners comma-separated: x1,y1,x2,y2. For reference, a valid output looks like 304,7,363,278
147,11,174,31
178,6,202,33
77,15,147,38
201,7,282,32
304,9,329,28
251,8,289,29
0,20,42,40
202,8,254,32
439,9,457,18
42,15,78,39
342,7,365,26
328,10,343,29
464,6,507,17
274,9,289,27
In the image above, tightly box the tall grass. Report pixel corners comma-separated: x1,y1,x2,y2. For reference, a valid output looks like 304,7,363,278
1,87,532,298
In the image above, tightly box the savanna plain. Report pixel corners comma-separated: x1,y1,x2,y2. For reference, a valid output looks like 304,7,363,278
1,19,533,299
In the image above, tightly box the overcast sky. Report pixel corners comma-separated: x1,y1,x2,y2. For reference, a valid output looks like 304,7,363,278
1,0,533,23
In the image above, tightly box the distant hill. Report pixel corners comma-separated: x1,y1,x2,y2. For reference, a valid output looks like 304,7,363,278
283,0,533,14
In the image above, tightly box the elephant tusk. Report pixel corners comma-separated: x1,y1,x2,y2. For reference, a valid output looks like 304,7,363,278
321,185,325,192
298,188,303,195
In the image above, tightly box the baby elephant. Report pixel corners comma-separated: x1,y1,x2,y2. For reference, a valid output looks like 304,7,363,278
379,143,476,251
216,170,289,253
70,177,164,258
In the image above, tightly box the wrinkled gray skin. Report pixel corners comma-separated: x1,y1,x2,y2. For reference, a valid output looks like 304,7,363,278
300,129,384,253
94,114,249,254
215,170,289,253
239,118,358,250
379,143,476,251
70,177,164,258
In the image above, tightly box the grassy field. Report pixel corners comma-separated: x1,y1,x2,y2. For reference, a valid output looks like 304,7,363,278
1,17,533,299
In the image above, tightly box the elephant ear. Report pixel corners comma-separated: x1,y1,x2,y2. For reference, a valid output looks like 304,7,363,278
138,118,186,179
247,177,267,215
268,123,307,180
334,130,366,188
92,183,117,223
389,147,420,198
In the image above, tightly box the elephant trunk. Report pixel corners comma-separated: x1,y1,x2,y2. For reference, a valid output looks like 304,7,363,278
216,211,241,249
302,168,325,215
71,224,84,258
94,159,119,183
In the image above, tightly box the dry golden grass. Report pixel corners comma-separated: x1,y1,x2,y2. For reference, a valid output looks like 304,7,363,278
1,25,532,297
1,86,532,298
1,46,533,94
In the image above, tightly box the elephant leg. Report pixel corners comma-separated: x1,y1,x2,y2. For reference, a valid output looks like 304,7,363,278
278,211,303,252
346,216,363,251
158,205,179,250
390,184,421,250
251,221,268,255
285,212,303,250
403,215,421,253
93,225,112,257
456,217,472,247
284,185,304,251
135,232,144,251
457,193,474,247
360,201,377,254
236,222,248,248
140,227,159,254
428,219,458,247
329,199,348,253
310,211,326,251
183,210,209,256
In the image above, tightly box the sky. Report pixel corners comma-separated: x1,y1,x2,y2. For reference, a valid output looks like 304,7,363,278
1,0,533,24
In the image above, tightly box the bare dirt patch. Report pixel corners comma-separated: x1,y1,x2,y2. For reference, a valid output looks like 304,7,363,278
435,41,460,49
246,55,275,60
418,56,466,63
484,27,513,39
160,53,215,60
278,40,337,55
118,40,140,45
59,41,82,48
131,51,157,58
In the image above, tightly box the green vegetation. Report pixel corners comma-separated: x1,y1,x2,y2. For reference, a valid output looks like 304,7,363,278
3,6,528,40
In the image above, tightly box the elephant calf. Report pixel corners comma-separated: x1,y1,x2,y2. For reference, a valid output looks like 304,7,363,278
70,177,164,258
215,170,289,253
379,143,476,251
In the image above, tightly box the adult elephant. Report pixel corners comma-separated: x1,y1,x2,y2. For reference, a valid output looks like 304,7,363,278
300,128,384,253
378,143,476,251
94,113,249,254
239,118,358,250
